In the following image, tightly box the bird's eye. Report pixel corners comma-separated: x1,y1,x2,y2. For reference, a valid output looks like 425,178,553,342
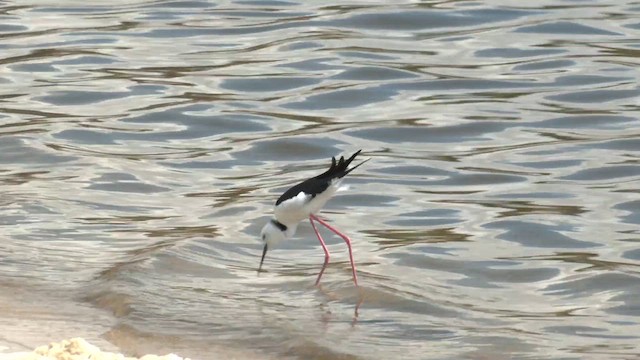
262,234,266,241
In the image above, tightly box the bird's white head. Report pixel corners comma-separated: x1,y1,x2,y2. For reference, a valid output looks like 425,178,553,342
260,219,290,248
258,219,296,272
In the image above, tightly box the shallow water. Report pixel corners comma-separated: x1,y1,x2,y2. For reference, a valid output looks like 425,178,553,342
1,0,640,359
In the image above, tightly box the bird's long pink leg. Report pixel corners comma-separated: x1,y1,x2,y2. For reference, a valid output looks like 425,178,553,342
310,214,359,286
315,255,329,287
309,217,330,286
309,217,331,262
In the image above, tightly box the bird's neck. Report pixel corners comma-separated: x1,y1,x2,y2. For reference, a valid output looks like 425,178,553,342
272,218,297,238
285,224,298,239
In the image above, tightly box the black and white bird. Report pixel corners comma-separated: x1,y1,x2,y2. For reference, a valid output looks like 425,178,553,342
259,150,368,286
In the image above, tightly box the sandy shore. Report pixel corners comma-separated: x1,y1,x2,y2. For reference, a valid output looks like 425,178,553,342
0,283,272,360
0,338,188,360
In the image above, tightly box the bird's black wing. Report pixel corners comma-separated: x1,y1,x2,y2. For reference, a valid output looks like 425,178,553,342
275,177,329,206
275,150,366,206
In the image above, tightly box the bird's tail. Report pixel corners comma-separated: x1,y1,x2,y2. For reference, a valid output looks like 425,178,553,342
316,149,369,179
342,157,369,178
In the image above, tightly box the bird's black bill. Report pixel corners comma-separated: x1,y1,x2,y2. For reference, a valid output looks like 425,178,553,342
258,244,268,273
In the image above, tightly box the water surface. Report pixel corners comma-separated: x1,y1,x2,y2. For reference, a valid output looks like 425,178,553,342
1,0,639,359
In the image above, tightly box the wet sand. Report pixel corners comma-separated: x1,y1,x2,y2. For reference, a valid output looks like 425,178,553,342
0,283,270,360
0,338,187,360
0,282,118,356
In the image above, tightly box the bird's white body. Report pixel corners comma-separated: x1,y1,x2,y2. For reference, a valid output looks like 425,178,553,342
261,178,342,248
274,178,342,226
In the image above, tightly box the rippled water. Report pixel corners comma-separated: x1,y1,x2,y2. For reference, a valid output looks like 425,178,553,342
1,0,640,359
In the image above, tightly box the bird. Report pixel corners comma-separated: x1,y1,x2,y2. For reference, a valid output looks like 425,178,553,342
258,149,368,286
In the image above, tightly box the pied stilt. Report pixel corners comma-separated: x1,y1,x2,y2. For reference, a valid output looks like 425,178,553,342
258,150,368,286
